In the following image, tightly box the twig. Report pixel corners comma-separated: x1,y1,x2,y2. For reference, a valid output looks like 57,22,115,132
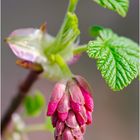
1,70,42,136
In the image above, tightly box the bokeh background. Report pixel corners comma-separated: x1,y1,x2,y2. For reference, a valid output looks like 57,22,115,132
1,0,139,140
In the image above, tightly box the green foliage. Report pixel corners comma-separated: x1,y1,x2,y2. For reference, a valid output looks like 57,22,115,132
93,0,129,17
52,12,80,53
24,91,45,116
109,37,140,73
45,117,54,132
89,25,103,37
87,27,139,91
45,0,80,55
43,6,80,80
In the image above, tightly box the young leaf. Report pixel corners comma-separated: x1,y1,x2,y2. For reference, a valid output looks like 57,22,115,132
24,91,45,117
93,0,129,17
45,117,54,132
46,12,80,55
87,28,139,91
89,25,103,37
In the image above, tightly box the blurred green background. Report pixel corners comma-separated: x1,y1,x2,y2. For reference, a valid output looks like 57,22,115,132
2,0,139,140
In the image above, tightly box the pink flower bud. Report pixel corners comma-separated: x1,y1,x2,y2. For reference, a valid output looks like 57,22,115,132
56,120,65,136
51,113,58,127
47,83,65,116
62,128,74,140
69,81,85,105
47,76,94,140
86,110,92,125
75,75,94,112
71,126,82,139
80,124,86,134
65,111,79,129
70,97,82,112
57,92,70,121
76,106,87,125
75,75,91,93
81,87,94,112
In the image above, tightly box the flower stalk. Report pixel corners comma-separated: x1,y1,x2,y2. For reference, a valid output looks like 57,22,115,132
73,45,88,55
1,70,43,135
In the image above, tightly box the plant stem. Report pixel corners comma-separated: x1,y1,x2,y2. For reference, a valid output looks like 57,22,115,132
68,0,79,12
1,70,43,136
56,0,79,39
45,0,79,55
55,54,72,77
73,45,88,55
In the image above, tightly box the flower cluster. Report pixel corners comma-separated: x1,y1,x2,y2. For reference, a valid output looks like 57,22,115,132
47,76,94,140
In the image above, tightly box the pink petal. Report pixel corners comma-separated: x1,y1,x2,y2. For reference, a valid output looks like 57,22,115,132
47,102,58,116
65,111,79,129
58,112,68,122
81,87,94,112
70,97,82,112
75,76,94,111
8,43,45,63
80,124,86,134
56,136,62,140
68,54,81,65
76,106,87,126
69,81,85,105
47,83,65,116
50,83,66,103
56,120,65,136
86,111,92,125
7,28,47,63
71,126,83,139
9,28,35,36
57,92,70,121
62,128,74,140
51,113,58,127
75,75,92,93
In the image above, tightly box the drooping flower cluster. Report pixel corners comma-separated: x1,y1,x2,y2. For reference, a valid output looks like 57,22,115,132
47,76,94,140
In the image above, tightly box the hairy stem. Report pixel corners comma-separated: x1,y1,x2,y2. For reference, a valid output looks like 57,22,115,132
1,70,43,136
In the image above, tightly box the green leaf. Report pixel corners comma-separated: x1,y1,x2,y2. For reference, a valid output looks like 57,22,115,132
89,25,103,37
24,91,45,117
45,117,54,133
93,0,129,17
109,37,140,73
45,11,80,56
87,28,139,91
53,12,80,53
